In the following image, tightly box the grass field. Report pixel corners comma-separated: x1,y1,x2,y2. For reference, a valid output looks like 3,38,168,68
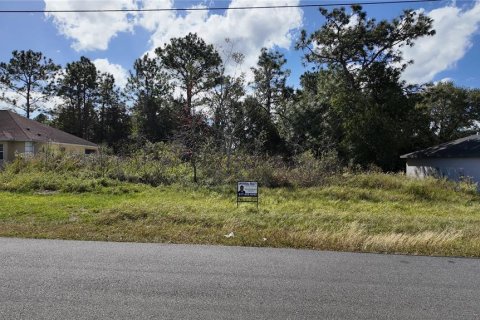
1,172,480,257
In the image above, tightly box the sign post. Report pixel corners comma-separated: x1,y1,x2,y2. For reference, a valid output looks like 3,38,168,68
237,181,259,208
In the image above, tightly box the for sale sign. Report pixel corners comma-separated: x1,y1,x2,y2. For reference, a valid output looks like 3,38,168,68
237,181,258,197
236,181,258,208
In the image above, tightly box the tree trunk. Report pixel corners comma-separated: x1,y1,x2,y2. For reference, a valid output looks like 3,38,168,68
226,136,233,174
26,82,31,119
192,158,197,183
187,84,193,115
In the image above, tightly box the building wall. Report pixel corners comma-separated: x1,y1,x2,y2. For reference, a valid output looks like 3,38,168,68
405,158,480,184
37,142,97,155
0,140,98,163
6,141,26,161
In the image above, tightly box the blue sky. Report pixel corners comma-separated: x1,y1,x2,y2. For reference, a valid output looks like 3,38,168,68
1,0,480,90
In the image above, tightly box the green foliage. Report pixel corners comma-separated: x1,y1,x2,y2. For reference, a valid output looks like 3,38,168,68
286,70,340,155
54,56,98,141
0,50,60,118
289,151,342,187
0,172,112,193
125,53,174,142
243,48,292,155
0,143,191,190
2,20,480,174
339,172,478,199
0,160,124,193
6,144,478,197
96,73,131,148
295,5,436,170
297,5,435,89
251,48,290,116
197,148,342,187
52,57,130,148
416,82,480,143
117,142,191,185
154,32,223,183
209,74,245,155
0,144,342,191
236,97,287,155
155,32,222,111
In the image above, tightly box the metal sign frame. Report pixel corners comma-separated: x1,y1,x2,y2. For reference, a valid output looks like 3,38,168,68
236,181,259,208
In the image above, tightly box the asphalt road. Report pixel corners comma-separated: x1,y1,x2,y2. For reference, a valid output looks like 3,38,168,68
0,238,479,319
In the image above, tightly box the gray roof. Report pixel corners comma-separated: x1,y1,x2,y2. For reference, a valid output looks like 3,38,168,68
400,134,480,159
0,110,97,147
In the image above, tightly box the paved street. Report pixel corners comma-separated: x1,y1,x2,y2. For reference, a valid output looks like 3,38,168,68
0,237,479,319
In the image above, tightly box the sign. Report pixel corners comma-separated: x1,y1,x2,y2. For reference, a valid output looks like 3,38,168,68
237,181,259,207
237,181,258,197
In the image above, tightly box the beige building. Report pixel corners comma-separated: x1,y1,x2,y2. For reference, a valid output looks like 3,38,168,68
0,110,98,164
401,134,480,185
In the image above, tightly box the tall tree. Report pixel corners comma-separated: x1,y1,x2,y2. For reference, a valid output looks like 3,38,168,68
55,56,98,140
155,33,222,115
295,5,435,170
207,38,246,170
296,5,435,91
416,82,480,143
285,71,340,156
96,72,130,149
242,48,291,156
155,33,222,182
209,74,245,169
237,96,286,155
251,48,290,117
125,54,174,142
0,50,60,118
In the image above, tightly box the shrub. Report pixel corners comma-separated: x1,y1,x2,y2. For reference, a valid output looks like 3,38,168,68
0,142,477,197
288,150,342,187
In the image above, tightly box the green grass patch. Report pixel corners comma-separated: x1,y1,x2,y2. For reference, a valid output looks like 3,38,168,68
1,173,479,257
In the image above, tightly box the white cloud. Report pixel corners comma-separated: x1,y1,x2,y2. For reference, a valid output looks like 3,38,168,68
93,58,129,88
0,90,64,117
45,0,303,81
136,0,175,32
44,0,138,51
436,77,454,84
402,2,480,84
138,0,303,81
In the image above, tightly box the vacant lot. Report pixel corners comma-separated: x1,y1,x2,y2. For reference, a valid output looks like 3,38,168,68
1,173,479,257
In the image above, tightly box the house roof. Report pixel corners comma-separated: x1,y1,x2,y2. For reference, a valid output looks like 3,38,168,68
400,134,480,159
0,110,97,147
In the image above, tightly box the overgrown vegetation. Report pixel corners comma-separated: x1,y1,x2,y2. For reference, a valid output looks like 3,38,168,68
1,5,480,257
0,145,343,190
3,6,479,173
1,152,479,257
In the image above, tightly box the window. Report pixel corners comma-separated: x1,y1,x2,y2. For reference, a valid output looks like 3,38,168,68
0,144,3,160
85,149,96,155
25,141,34,155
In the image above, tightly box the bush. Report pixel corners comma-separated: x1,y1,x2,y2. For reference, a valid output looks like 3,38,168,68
0,142,476,196
196,149,342,188
0,142,192,192
337,172,478,200
0,170,121,193
288,150,342,187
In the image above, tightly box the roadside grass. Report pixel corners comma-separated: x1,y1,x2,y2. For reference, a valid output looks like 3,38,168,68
1,172,480,257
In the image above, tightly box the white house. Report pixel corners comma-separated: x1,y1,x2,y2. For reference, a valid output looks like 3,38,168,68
400,134,480,184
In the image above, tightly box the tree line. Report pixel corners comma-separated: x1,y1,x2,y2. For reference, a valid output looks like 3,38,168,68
1,5,480,173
